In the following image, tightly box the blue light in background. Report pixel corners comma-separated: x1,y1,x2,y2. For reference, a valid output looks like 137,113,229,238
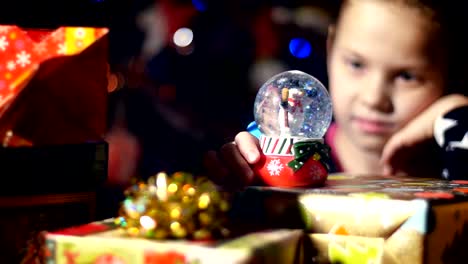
192,0,207,12
289,38,312,59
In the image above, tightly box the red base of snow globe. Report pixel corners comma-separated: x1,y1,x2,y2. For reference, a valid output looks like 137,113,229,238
252,135,329,188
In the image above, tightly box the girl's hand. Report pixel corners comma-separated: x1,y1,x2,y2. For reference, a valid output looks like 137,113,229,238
204,132,261,188
381,94,468,176
106,127,141,186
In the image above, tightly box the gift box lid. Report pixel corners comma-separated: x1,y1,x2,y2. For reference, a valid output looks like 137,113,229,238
249,174,468,202
232,174,468,231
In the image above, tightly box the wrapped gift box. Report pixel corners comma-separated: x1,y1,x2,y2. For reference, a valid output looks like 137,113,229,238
0,25,109,263
41,219,305,264
236,174,468,264
0,25,109,193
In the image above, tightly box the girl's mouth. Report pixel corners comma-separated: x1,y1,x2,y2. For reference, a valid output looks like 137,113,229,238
353,117,394,134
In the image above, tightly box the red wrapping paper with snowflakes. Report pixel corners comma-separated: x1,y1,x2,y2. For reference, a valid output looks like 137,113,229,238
0,25,108,146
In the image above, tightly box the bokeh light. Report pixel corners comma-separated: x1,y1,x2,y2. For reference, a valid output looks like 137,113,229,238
140,215,156,230
192,0,207,12
289,38,312,59
173,28,194,48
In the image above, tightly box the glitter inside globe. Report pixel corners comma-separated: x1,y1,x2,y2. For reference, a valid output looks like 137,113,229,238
253,70,332,138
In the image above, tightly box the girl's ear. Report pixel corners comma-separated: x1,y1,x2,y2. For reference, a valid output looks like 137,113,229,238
326,25,336,66
326,25,336,55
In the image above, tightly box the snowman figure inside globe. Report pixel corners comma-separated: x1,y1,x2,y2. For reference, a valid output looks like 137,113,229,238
252,70,333,187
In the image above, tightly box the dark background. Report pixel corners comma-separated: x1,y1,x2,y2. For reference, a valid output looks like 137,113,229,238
0,0,339,177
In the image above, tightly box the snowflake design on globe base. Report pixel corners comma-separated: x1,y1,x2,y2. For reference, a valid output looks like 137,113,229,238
253,135,329,187
252,70,333,188
267,159,284,176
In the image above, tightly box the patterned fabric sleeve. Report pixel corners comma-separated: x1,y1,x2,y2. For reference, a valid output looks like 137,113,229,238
247,121,262,139
434,106,468,180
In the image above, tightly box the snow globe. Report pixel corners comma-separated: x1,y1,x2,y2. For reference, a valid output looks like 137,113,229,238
252,70,333,187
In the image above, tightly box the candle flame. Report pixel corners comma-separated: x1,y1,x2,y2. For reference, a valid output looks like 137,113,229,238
156,172,168,201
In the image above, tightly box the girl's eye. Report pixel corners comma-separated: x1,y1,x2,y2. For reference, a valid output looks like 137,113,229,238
350,61,363,69
397,71,417,82
346,58,364,71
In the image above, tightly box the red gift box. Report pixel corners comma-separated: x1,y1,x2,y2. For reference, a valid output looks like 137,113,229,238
0,25,109,146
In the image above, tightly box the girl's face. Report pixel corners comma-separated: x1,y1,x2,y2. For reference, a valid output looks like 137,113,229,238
327,0,446,152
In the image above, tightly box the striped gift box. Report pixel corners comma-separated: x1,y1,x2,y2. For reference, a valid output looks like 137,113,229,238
259,135,323,155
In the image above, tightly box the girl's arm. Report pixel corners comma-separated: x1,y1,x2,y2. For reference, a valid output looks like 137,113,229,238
382,94,468,179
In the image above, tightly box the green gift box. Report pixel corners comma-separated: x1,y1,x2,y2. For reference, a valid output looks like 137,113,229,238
238,174,468,264
300,174,468,264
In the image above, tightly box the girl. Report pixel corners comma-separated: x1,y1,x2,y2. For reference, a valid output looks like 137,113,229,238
205,0,468,186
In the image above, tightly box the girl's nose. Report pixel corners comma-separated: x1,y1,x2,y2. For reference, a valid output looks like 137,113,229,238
359,75,393,113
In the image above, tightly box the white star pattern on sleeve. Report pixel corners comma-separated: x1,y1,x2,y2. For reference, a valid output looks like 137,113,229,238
448,132,468,150
434,116,458,147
